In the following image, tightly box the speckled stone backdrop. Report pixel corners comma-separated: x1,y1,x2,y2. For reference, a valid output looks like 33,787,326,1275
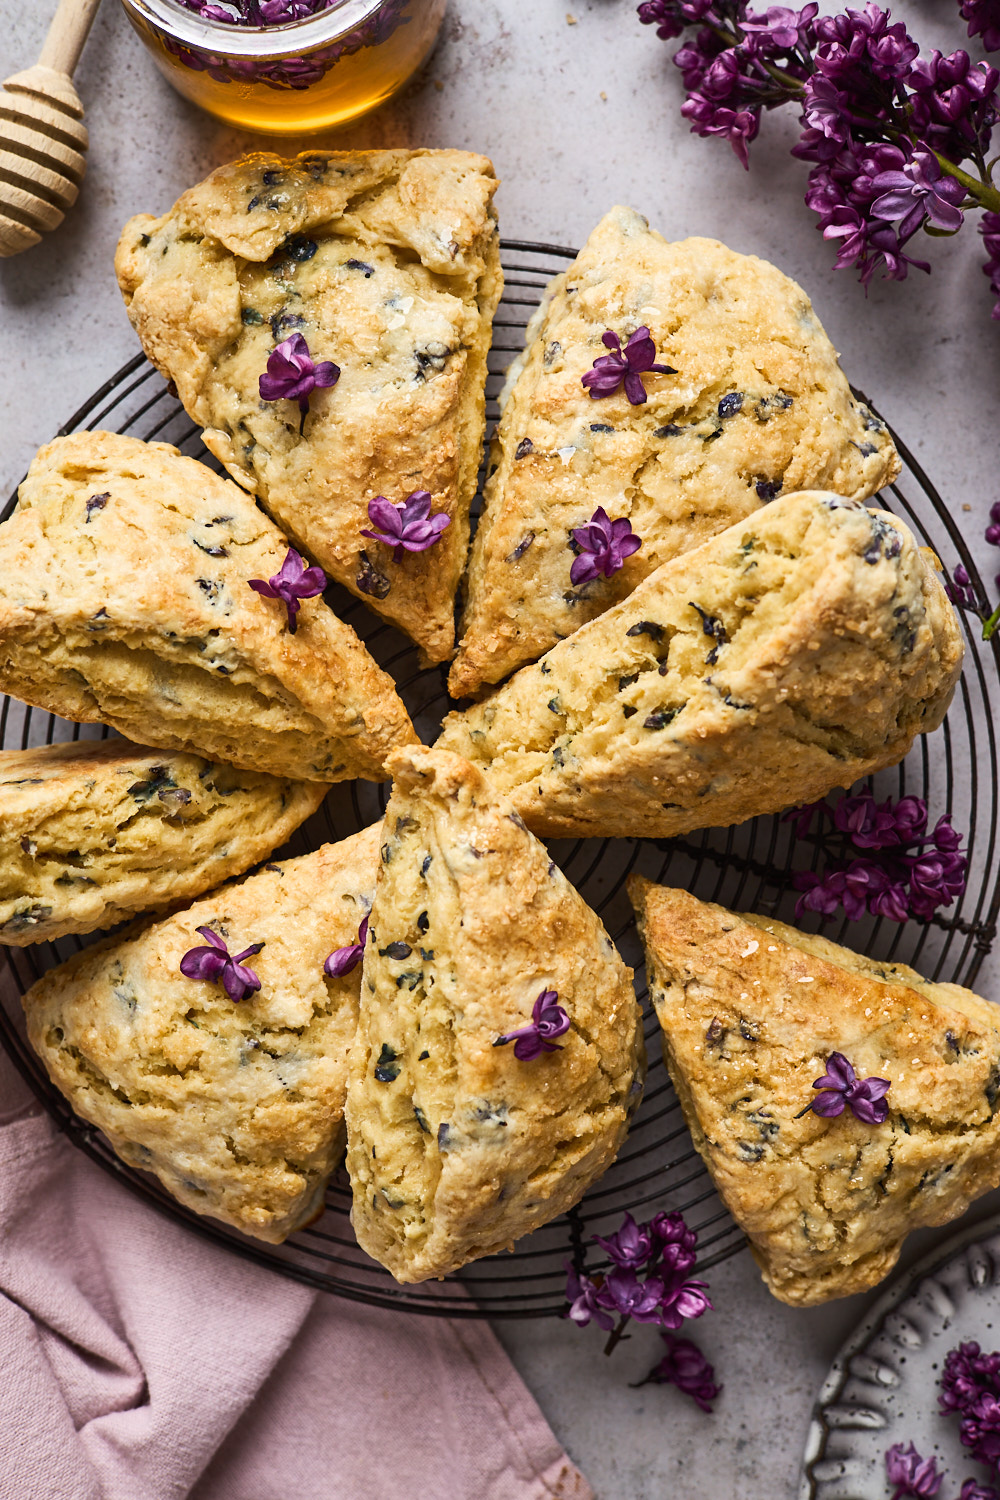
2,3,999,1497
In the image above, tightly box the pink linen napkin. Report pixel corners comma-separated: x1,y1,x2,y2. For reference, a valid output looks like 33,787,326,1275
0,1047,592,1500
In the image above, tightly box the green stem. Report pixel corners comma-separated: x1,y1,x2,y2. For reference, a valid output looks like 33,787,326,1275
983,602,1000,644
931,153,1000,214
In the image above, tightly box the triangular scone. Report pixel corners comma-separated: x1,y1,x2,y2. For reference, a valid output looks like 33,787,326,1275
0,431,416,783
23,824,381,1243
437,492,962,839
449,207,900,697
0,739,326,945
628,878,1000,1306
115,149,502,665
345,746,644,1283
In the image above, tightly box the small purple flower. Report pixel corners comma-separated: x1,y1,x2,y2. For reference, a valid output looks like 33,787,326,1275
494,989,571,1061
569,507,642,585
981,212,1000,322
248,547,327,634
360,491,450,564
639,1331,722,1412
595,1211,656,1269
794,857,890,921
962,1393,1000,1468
741,3,817,51
871,150,966,238
658,1275,714,1329
884,1443,943,1500
940,1342,1000,1415
832,790,927,848
638,0,686,40
324,914,368,978
564,1262,615,1330
947,563,982,611
959,1480,1000,1500
596,1267,673,1324
682,96,761,168
650,1209,698,1271
961,0,1000,56
179,926,264,1002
905,848,969,920
259,332,339,416
803,1051,890,1125
581,326,676,404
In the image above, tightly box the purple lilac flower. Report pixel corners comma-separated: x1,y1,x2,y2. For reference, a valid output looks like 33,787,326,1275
871,150,966,237
905,849,968,919
832,790,927,847
961,0,1000,55
740,5,818,53
594,1211,656,1268
962,1394,1000,1468
360,491,450,563
982,212,1000,321
581,327,676,404
324,915,368,978
639,1331,722,1412
248,547,327,634
564,1263,616,1330
650,1209,699,1265
884,1443,943,1499
947,563,983,610
179,926,264,1001
802,1051,890,1124
595,1268,673,1323
494,990,571,1061
259,332,339,415
794,856,891,921
569,507,642,585
959,1480,1000,1500
941,1343,1000,1414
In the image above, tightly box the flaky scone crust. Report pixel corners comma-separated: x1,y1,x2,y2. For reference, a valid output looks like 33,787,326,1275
437,491,963,839
24,825,381,1243
345,746,644,1283
0,431,415,783
629,878,1000,1306
0,738,325,945
115,149,502,665
449,207,900,697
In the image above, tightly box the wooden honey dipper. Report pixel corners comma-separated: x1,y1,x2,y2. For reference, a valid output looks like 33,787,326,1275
0,0,103,257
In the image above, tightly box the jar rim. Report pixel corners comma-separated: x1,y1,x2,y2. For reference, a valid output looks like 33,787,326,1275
119,0,395,56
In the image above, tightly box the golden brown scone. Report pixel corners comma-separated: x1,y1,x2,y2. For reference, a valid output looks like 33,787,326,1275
115,149,502,665
0,431,416,783
449,207,900,697
345,746,644,1283
629,878,1000,1306
0,738,325,945
24,824,381,1243
437,492,962,839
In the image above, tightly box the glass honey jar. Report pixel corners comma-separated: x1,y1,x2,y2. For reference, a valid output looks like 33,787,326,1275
118,0,447,133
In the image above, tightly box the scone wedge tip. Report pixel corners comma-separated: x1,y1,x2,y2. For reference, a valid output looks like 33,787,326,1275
0,431,416,784
345,744,645,1284
438,490,963,839
0,738,326,946
629,877,1000,1306
115,149,502,666
449,205,901,698
23,824,382,1244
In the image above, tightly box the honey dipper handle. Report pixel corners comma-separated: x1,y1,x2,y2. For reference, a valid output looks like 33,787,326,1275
38,0,103,79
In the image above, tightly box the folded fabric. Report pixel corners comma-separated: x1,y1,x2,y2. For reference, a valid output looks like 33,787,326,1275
0,1005,592,1500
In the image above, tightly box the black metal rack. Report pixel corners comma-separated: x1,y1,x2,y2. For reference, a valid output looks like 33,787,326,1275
1,241,997,1318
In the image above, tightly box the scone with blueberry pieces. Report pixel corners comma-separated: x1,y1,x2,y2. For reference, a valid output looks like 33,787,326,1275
23,824,381,1243
115,149,501,665
345,745,644,1283
437,491,962,839
629,878,1000,1306
449,206,900,698
0,738,325,946
0,431,415,784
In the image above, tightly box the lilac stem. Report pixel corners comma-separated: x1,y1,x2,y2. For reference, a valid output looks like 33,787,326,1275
930,152,1000,213
603,1316,632,1356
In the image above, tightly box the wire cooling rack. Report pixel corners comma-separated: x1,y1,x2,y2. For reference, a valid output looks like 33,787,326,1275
2,241,999,1319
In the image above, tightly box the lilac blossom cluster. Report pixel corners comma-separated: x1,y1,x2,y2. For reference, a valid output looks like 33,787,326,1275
636,1,1000,314
788,788,968,924
176,0,334,23
882,1339,1000,1497
565,1209,712,1354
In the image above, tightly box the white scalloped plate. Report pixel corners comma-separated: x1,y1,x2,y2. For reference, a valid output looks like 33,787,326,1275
801,1212,1000,1498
